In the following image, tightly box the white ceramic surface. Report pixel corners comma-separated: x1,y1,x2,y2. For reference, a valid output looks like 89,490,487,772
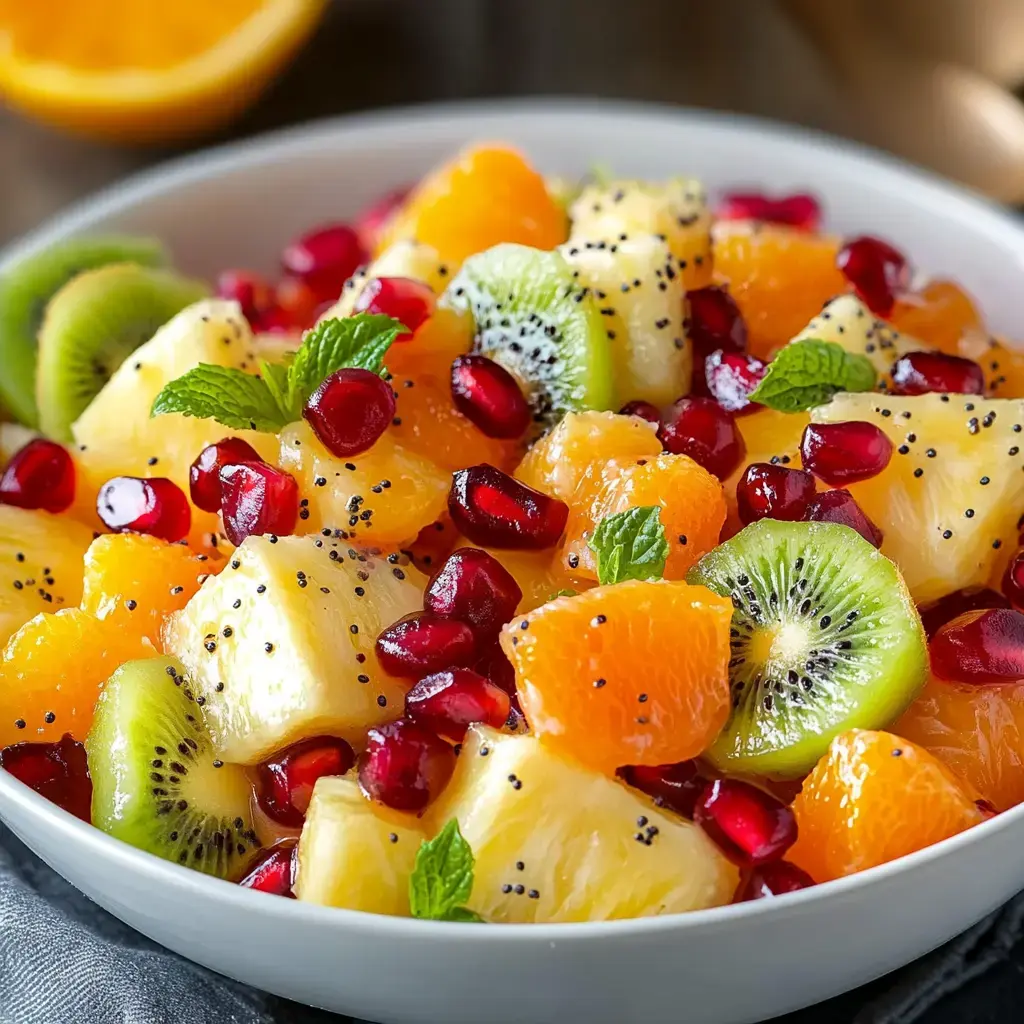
2,100,1024,1024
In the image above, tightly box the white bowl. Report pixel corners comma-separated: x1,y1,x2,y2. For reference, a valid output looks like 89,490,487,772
2,100,1024,1024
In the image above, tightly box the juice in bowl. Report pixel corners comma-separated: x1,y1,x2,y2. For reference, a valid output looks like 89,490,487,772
0,135,1021,938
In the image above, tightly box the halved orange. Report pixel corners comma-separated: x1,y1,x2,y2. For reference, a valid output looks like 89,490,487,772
0,0,326,143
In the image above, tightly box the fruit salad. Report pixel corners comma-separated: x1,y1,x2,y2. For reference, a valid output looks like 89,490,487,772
0,143,1019,923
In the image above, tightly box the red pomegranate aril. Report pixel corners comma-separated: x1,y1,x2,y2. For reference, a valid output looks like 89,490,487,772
617,760,708,819
256,735,355,828
239,842,297,898
920,588,1010,639
687,287,748,389
353,277,435,342
216,269,274,326
303,367,396,458
890,351,985,397
450,355,532,439
738,861,815,901
449,464,569,550
1003,551,1024,610
376,612,477,678
0,438,76,513
695,778,798,867
406,668,512,741
619,400,662,426
705,350,766,414
358,719,456,811
804,488,884,548
97,476,191,542
219,462,299,547
425,547,522,638
659,397,746,480
355,185,411,251
800,421,893,486
717,193,821,232
836,235,910,316
188,437,263,513
929,608,1024,684
281,223,367,303
736,463,816,525
0,734,91,822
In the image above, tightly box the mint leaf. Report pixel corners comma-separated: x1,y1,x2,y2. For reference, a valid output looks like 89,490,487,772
150,364,291,431
588,506,669,586
748,339,876,413
409,819,482,922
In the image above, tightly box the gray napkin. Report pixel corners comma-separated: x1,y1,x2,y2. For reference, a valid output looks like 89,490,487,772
0,823,1020,1024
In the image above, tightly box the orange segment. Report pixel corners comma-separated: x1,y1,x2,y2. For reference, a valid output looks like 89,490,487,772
896,676,1024,812
501,581,733,775
561,453,726,582
378,145,568,268
713,223,846,360
789,730,984,883
958,333,1024,398
890,280,984,356
0,609,152,746
0,0,326,143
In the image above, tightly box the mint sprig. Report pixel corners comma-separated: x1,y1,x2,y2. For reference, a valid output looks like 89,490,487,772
409,819,483,923
748,338,876,413
150,314,404,431
588,506,669,586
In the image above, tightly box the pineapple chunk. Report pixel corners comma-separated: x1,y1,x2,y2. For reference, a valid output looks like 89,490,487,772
427,727,738,923
162,535,425,763
812,393,1024,603
296,776,424,914
568,179,713,291
791,295,919,381
561,238,690,405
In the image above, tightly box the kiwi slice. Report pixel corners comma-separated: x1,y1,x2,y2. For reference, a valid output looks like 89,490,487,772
36,263,208,441
688,520,927,779
87,657,262,880
0,236,168,427
442,243,614,428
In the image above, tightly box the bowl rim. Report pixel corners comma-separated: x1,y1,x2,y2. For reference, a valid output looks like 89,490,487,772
2,96,1022,940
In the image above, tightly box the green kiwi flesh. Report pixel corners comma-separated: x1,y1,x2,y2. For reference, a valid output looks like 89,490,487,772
86,657,262,880
36,263,208,441
0,236,168,427
687,520,927,779
442,243,615,428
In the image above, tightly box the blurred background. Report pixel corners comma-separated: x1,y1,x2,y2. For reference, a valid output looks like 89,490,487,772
4,0,1024,246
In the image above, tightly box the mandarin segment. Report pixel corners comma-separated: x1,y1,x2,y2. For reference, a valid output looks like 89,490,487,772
788,730,984,882
890,280,984,356
501,581,733,775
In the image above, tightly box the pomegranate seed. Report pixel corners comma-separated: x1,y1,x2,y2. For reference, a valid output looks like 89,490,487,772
695,778,797,866
353,277,435,342
256,736,355,828
355,186,411,250
473,639,518,696
97,477,190,542
281,223,367,303
617,760,708,819
0,438,76,513
717,193,821,232
425,547,522,638
800,422,893,486
738,861,815,900
303,368,395,458
1003,551,1024,609
376,613,477,678
890,351,985,397
358,719,455,811
216,270,274,326
804,488,883,548
219,462,298,547
450,355,532,439
405,668,512,741
659,397,746,480
920,588,1010,639
449,464,568,550
736,463,816,525
836,235,910,316
0,734,91,822
619,400,662,426
930,608,1024,684
189,438,263,513
239,842,297,898
705,350,766,414
687,287,748,390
